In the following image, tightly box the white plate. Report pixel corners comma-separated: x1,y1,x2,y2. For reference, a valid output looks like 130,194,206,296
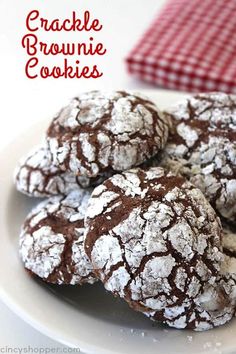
0,90,235,354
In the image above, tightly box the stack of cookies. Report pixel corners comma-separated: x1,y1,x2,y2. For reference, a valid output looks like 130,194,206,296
14,90,236,331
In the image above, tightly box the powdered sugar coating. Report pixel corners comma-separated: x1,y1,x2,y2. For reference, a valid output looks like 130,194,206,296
47,91,169,177
161,92,236,223
84,167,235,330
19,190,96,285
146,265,236,331
14,144,111,197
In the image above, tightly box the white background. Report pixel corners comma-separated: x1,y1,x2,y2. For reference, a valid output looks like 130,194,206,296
0,0,167,349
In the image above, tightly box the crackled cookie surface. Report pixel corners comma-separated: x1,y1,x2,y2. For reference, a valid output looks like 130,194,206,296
14,144,111,197
20,190,96,285
147,227,236,331
84,167,235,330
161,92,236,223
47,91,168,177
146,272,236,331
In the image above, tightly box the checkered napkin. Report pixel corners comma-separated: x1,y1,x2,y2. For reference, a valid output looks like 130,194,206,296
126,0,236,93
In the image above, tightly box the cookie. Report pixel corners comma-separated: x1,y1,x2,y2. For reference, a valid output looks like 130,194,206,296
47,91,169,177
161,92,236,224
19,190,96,285
84,167,235,330
14,144,111,197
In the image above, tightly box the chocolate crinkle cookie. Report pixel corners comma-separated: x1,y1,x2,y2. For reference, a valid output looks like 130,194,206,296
19,190,97,285
84,167,236,330
160,92,236,224
14,143,111,197
46,91,169,178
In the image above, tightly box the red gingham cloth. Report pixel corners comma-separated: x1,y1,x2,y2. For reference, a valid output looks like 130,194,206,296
126,0,236,93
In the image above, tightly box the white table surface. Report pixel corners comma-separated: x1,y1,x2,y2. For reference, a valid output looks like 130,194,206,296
0,0,168,350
